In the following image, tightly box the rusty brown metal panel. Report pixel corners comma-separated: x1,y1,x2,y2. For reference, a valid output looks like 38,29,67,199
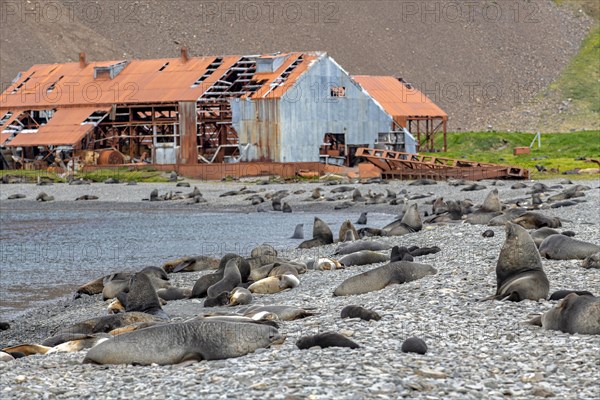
353,75,448,121
178,102,198,164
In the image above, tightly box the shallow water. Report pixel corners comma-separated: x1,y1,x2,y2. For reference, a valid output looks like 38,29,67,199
0,209,394,319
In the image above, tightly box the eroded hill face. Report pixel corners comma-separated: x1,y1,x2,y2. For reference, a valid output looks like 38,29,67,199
0,0,593,132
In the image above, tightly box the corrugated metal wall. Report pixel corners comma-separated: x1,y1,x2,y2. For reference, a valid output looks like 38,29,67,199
278,56,391,162
234,55,392,162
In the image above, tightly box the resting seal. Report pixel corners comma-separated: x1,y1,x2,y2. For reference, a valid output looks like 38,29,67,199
83,320,284,365
334,241,391,255
539,235,600,260
296,332,359,349
582,252,600,269
486,222,549,302
338,220,359,242
539,293,600,335
333,261,437,296
340,305,381,321
382,204,422,236
248,274,299,294
338,250,389,267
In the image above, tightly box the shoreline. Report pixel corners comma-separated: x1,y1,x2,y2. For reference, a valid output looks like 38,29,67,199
0,178,599,399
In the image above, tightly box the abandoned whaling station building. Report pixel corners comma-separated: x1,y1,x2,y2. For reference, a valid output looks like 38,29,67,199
0,50,448,178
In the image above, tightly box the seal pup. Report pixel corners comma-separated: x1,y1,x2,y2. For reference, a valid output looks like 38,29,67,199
401,337,427,354
290,224,304,239
204,292,230,307
582,252,600,269
356,212,368,225
308,257,343,271
485,222,549,302
7,194,26,200
340,305,381,321
117,273,169,319
539,293,600,335
229,287,253,306
296,333,359,349
157,287,191,301
390,246,413,262
298,217,334,249
530,227,561,248
333,261,437,296
242,305,314,321
549,290,594,301
539,235,600,260
248,274,300,294
1,344,51,356
83,320,284,365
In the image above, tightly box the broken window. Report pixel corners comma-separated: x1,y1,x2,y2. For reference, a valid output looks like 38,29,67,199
10,72,35,94
330,86,346,97
47,76,64,93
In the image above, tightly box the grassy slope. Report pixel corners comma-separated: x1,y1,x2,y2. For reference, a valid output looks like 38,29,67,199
545,1,600,129
427,131,600,179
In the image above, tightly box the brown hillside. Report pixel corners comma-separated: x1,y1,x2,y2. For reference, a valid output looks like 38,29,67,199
0,0,593,131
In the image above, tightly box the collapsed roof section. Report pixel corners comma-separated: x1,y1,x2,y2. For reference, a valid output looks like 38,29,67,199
0,51,322,109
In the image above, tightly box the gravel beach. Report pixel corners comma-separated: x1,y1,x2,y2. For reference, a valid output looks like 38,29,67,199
0,177,599,399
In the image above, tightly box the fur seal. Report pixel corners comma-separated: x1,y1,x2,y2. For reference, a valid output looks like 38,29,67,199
229,287,253,306
335,241,391,255
340,305,381,321
117,273,169,319
530,227,561,248
7,194,26,200
207,259,242,299
549,290,594,301
1,344,51,356
582,252,600,269
248,274,300,294
513,212,561,229
157,287,191,301
338,220,359,242
298,217,334,249
356,212,368,225
539,293,600,335
220,254,251,282
46,335,110,354
83,320,284,365
282,202,292,213
296,333,359,349
539,235,600,260
250,244,277,258
290,224,304,239
409,246,441,257
333,261,437,296
191,271,224,298
243,305,314,321
75,195,99,201
338,250,389,267
269,264,300,278
486,222,549,302
36,192,54,202
204,292,230,307
382,203,422,236
482,229,495,238
401,337,427,354
163,255,220,273
0,322,10,331
479,189,502,213
309,257,343,271
390,246,414,262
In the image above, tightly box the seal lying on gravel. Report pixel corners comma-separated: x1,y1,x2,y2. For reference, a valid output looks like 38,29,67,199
296,333,360,349
382,203,422,236
334,241,391,255
549,290,594,301
162,255,220,273
248,274,299,294
582,252,600,269
538,235,600,260
485,222,549,302
534,293,600,335
340,305,381,321
333,261,437,296
83,320,285,365
338,250,390,267
242,305,315,321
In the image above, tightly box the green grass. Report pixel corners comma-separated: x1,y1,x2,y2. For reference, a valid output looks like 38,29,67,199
1,168,169,183
76,168,169,183
425,131,600,179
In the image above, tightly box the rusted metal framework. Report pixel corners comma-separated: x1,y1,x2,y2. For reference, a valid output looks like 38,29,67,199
355,147,529,181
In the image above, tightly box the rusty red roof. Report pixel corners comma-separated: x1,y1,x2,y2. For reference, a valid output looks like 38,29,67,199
0,52,323,111
6,106,109,147
352,75,448,126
